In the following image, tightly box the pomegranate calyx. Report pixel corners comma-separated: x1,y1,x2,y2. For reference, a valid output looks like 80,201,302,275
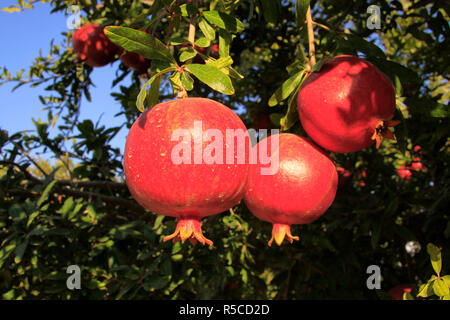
268,223,299,247
163,218,213,246
371,119,400,149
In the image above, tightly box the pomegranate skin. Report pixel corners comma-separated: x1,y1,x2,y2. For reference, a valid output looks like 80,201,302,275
124,98,250,245
244,133,338,246
297,55,397,153
120,51,151,74
72,24,120,67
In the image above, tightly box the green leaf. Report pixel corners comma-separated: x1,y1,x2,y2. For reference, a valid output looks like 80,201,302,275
194,37,211,48
37,180,57,207
181,72,194,91
203,11,244,33
218,29,231,57
153,214,165,230
393,106,407,154
338,34,386,60
104,26,175,63
198,17,216,41
427,243,442,275
179,49,197,62
403,292,414,300
296,0,311,26
433,279,450,297
14,239,28,263
136,66,177,112
417,282,434,298
404,97,449,118
206,56,233,69
442,275,450,287
146,75,161,109
268,70,305,107
185,64,234,95
260,0,280,24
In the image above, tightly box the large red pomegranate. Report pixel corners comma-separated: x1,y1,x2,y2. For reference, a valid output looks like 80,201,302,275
72,24,120,67
244,133,338,246
297,55,399,153
124,98,250,245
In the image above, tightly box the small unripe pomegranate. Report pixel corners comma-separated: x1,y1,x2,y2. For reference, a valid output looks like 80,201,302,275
388,284,412,300
244,133,338,246
124,98,250,245
297,55,399,153
72,24,120,67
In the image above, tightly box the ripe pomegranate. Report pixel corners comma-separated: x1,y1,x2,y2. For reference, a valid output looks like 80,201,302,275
72,24,120,67
397,165,412,180
124,97,250,245
244,133,338,246
388,284,412,300
120,28,152,74
297,55,399,153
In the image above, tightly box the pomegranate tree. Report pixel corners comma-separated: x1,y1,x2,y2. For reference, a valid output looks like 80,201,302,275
244,133,338,246
297,55,399,153
72,24,120,67
124,98,249,245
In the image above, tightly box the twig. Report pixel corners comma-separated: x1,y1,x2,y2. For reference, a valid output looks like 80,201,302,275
188,0,198,45
306,6,316,67
312,21,331,32
9,140,49,177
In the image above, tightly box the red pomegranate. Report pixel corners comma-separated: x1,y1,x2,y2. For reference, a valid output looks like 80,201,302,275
244,133,338,246
297,55,399,153
388,284,412,300
124,98,250,245
72,24,120,67
411,160,424,171
397,165,412,180
120,28,152,74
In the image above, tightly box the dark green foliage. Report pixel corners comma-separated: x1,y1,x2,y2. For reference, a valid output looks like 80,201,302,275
0,0,448,299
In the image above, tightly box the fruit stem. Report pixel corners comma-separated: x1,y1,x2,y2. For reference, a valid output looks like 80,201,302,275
306,6,316,67
163,218,213,246
268,223,299,246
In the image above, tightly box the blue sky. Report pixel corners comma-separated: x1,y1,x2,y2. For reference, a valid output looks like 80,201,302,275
0,1,130,156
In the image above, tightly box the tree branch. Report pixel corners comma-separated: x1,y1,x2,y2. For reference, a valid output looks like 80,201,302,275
306,6,316,67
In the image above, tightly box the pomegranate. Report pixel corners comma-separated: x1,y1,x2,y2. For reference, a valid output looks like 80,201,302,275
72,24,120,67
124,97,250,245
297,55,399,153
244,133,338,246
388,284,412,300
120,28,152,74
397,165,412,180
